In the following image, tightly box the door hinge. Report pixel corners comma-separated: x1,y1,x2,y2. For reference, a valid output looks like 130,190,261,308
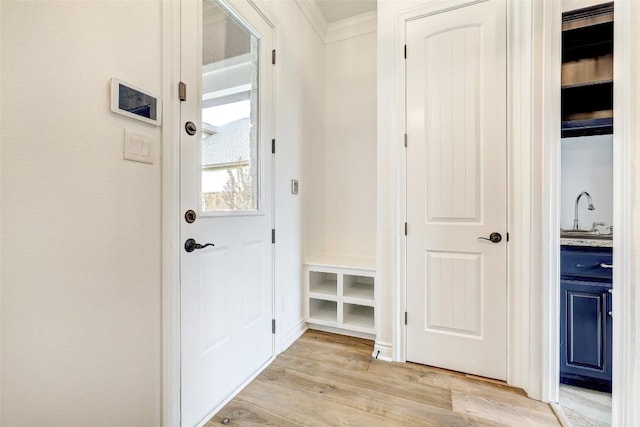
272,49,276,65
272,319,276,333
178,81,187,101
404,312,408,325
404,222,407,236
272,139,276,154
272,229,276,244
404,133,408,148
404,44,407,59
507,232,510,242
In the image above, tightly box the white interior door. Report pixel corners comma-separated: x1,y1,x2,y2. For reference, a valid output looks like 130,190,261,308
180,1,274,425
405,0,507,381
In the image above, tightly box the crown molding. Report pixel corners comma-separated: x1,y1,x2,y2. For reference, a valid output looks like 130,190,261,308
295,0,376,44
294,0,328,42
325,10,377,44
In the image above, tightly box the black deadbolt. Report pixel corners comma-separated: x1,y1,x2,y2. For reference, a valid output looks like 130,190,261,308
184,210,196,224
185,121,197,135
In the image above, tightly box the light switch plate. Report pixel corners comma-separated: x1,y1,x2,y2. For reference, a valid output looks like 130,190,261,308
124,129,154,164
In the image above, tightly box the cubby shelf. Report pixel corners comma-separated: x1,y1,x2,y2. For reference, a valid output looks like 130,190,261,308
304,255,376,338
309,299,338,323
309,271,338,298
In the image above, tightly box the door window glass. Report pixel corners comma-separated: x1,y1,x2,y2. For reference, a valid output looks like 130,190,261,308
201,0,259,212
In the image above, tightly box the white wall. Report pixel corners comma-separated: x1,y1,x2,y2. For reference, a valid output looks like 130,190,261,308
1,2,324,423
1,1,162,425
561,135,613,230
324,32,377,257
259,0,327,349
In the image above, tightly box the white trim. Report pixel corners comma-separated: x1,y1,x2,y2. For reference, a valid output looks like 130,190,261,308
295,0,377,44
612,1,640,424
504,0,563,402
307,324,375,341
372,341,393,362
325,11,377,44
538,0,562,404
549,402,572,427
294,0,328,42
277,319,308,354
506,0,534,395
161,0,181,426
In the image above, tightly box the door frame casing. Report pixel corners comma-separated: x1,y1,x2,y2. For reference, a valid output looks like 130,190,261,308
161,0,279,425
161,0,181,424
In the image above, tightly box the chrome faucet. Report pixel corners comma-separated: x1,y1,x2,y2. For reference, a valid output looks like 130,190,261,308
573,191,595,230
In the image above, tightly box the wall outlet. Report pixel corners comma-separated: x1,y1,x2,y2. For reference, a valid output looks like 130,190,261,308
291,179,299,195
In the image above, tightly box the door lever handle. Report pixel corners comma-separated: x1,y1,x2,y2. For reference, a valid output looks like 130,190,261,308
599,263,613,269
477,232,502,243
184,238,215,253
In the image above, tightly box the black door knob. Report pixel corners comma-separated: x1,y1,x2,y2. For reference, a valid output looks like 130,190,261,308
477,232,502,243
184,238,215,253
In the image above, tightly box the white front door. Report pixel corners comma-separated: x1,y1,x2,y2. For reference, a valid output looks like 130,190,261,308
180,1,274,425
405,0,507,381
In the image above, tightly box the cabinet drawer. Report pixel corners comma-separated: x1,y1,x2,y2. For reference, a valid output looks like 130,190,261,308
561,247,612,280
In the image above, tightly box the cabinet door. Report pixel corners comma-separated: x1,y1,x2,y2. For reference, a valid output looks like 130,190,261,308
560,280,612,385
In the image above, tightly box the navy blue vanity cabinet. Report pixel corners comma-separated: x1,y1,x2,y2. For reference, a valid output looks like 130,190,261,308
560,245,612,392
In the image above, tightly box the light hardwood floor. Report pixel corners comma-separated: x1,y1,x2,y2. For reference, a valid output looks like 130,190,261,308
206,330,560,426
559,385,611,427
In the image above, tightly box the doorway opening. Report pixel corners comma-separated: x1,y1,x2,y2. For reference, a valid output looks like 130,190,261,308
558,3,613,425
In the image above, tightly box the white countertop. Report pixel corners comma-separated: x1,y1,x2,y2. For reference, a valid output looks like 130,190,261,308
560,237,613,248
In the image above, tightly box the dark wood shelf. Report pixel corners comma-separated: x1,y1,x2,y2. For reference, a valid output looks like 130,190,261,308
561,3,614,138
562,22,613,63
562,80,612,122
562,79,612,91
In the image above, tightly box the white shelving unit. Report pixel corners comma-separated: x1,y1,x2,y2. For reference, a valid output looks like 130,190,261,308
304,255,376,338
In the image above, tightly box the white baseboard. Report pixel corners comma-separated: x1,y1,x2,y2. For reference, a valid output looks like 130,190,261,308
277,319,308,354
372,340,393,361
307,323,375,341
550,402,572,427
